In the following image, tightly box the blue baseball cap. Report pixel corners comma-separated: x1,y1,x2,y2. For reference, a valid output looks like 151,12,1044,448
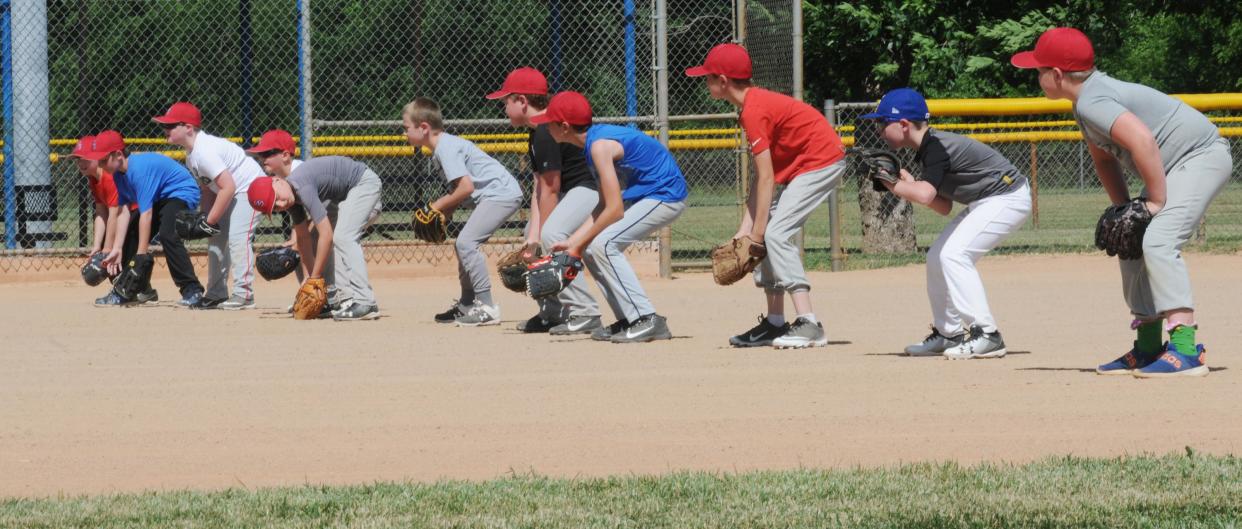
860,88,930,122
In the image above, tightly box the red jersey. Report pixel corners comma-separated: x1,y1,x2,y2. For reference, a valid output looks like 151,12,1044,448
88,171,136,210
739,88,844,185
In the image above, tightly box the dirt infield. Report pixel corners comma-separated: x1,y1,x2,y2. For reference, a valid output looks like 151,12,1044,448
2,253,1241,498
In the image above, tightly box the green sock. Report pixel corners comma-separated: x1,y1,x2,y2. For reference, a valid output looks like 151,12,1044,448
1135,320,1163,354
1168,324,1197,357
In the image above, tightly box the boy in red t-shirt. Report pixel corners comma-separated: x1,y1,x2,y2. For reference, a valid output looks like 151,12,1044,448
688,43,847,349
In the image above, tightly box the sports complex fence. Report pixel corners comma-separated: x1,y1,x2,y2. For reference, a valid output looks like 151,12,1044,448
1,1,1239,275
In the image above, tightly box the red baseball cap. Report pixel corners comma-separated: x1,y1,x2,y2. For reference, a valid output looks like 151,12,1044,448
486,67,549,100
67,135,95,159
685,43,753,79
529,91,593,126
246,129,297,154
1010,28,1095,71
248,176,276,214
79,130,126,161
152,102,203,127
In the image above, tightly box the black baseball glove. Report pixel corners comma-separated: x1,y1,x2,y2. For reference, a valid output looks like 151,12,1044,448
1095,198,1153,260
256,246,301,281
174,210,220,240
848,147,901,192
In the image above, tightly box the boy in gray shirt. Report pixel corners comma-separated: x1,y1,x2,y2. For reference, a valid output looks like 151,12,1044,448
403,97,524,327
1013,28,1231,377
246,130,384,321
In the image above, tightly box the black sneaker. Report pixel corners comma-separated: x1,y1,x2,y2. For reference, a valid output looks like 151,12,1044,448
611,314,672,343
729,315,789,347
591,319,629,341
435,301,465,324
136,288,159,305
517,314,559,333
550,315,603,336
189,296,226,310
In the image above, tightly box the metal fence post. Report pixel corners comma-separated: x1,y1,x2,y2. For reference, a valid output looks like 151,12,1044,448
654,0,671,278
297,0,313,160
824,99,841,272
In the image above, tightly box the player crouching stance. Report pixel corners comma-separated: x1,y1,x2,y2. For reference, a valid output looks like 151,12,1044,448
534,91,688,343
247,131,383,321
689,43,846,349
1013,28,1229,377
860,88,1032,359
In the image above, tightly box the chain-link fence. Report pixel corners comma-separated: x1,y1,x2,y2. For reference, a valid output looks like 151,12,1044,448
820,100,1242,270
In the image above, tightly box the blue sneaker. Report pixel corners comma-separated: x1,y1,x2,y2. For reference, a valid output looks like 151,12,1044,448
1096,342,1163,375
1134,343,1208,378
179,290,205,307
94,291,136,307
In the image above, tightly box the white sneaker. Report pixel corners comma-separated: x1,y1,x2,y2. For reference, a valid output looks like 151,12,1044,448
218,295,256,311
771,317,828,349
904,326,966,357
944,326,1008,359
455,301,500,327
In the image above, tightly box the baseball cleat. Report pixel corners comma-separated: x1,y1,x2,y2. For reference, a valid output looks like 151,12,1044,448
136,288,159,305
218,295,256,311
1096,342,1163,375
551,315,603,335
772,317,828,349
592,319,628,341
434,300,466,324
944,326,1007,359
178,290,206,308
94,291,136,307
332,303,380,321
729,315,788,347
1133,344,1208,378
904,326,966,357
610,313,672,343
455,301,500,327
517,314,560,333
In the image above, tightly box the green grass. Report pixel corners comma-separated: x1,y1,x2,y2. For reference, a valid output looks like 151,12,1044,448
3,452,1240,528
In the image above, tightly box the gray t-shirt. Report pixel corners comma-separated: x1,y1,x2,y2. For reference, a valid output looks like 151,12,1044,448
915,129,1027,204
433,133,522,204
287,156,370,224
1075,71,1220,175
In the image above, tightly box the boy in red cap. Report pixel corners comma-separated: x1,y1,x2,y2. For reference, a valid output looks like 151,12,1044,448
155,102,267,310
535,91,688,343
1013,28,1231,377
247,130,384,321
85,131,205,306
486,67,603,335
67,135,151,303
687,43,846,349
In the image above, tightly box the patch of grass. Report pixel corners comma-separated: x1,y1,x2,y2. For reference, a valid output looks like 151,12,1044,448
4,452,1241,528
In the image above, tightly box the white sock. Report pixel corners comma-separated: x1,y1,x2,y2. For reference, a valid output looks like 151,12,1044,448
797,313,817,324
766,314,786,326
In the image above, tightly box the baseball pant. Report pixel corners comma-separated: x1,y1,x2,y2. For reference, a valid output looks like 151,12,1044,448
204,192,259,301
537,186,601,321
456,198,522,305
122,198,203,296
926,182,1032,335
330,169,383,307
754,161,846,292
584,198,685,323
1122,138,1232,317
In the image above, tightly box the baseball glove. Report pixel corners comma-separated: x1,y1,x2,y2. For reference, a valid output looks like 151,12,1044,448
498,242,543,293
525,252,584,299
174,210,220,240
1095,198,1153,260
292,277,327,320
113,253,154,300
848,147,901,192
710,236,767,286
256,247,301,281
412,203,448,243
81,252,113,287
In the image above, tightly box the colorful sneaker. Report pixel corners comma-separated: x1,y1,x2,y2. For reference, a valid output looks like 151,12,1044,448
179,290,206,308
434,300,466,324
1095,342,1163,375
332,303,380,321
135,288,159,305
772,317,828,349
611,314,672,343
550,315,603,335
218,296,256,311
904,326,966,357
944,326,1007,359
517,314,559,333
1133,343,1208,378
592,319,628,341
729,315,788,347
456,301,500,327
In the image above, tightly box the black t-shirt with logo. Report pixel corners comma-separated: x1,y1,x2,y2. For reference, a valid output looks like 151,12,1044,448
528,124,596,192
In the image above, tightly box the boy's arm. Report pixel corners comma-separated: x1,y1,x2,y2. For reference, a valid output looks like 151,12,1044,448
310,217,334,279
136,210,154,254
884,169,952,216
203,170,237,225
1086,140,1130,205
564,141,625,256
431,175,475,214
535,169,561,224
90,204,108,254
525,186,543,245
293,221,315,280
1108,112,1165,211
102,205,122,253
101,207,131,274
742,150,775,242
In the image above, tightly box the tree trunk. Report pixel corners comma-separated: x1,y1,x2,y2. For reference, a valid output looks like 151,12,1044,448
852,119,917,254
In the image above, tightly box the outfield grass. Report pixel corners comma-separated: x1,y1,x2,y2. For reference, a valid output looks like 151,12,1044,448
3,452,1240,528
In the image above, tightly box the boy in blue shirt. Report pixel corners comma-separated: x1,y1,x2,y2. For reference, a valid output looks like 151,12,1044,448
86,130,206,306
533,91,688,343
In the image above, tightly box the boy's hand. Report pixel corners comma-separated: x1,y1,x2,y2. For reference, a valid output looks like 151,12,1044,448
101,248,122,275
550,239,572,253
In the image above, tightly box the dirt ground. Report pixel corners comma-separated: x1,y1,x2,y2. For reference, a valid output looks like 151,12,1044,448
2,253,1241,498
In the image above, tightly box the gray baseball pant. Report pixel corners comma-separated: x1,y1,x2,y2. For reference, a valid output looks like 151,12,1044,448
204,192,260,301
456,198,522,305
584,198,686,323
330,169,383,307
1122,138,1232,317
538,186,601,321
754,161,845,292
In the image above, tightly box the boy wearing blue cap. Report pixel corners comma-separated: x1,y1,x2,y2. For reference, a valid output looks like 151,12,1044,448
863,88,1032,359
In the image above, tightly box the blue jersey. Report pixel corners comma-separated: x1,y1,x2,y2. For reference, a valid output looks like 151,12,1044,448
114,153,201,213
584,124,688,203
